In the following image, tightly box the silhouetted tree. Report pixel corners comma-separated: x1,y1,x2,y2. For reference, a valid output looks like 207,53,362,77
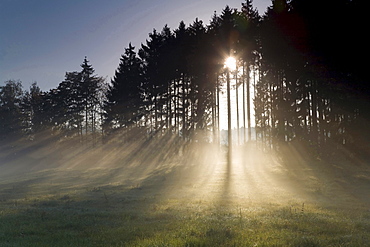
21,82,44,137
0,80,24,142
2,1,368,159
240,0,260,143
252,0,369,158
105,43,143,137
79,57,105,143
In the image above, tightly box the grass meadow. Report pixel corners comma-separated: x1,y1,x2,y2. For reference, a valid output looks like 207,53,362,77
0,142,369,246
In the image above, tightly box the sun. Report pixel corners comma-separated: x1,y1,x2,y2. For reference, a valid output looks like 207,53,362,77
225,56,236,71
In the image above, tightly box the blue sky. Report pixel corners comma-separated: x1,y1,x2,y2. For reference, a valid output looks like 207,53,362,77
0,0,270,91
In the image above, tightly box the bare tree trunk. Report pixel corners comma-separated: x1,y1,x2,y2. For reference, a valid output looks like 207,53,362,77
216,73,220,145
311,79,318,149
227,69,232,166
85,102,88,143
212,80,217,143
253,64,257,146
243,61,246,144
246,63,251,142
182,74,186,141
235,63,240,145
167,82,171,133
92,105,95,146
175,79,179,136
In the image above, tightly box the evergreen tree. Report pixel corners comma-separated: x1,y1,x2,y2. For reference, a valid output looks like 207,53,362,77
3,1,363,157
240,0,260,143
173,21,191,139
0,80,24,142
56,71,83,137
105,44,143,135
21,82,44,137
79,57,104,140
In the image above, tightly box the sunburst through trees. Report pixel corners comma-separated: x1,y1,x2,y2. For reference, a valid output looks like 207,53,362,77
1,0,369,163
0,1,369,245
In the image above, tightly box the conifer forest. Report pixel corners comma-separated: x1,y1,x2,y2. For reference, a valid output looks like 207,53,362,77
1,0,368,159
0,1,369,245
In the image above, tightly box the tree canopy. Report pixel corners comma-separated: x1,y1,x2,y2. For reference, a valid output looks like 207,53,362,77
1,0,368,159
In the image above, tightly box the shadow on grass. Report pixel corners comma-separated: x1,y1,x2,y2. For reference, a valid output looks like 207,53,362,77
1,137,370,246
273,141,370,207
1,185,369,246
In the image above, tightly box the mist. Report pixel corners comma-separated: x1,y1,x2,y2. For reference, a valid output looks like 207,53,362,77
1,0,369,245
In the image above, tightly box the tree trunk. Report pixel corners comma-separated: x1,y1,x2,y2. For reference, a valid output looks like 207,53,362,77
235,63,240,145
182,74,187,141
247,63,251,142
242,61,246,144
227,69,232,165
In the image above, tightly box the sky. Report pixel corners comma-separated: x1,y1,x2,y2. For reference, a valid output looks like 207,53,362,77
0,0,271,91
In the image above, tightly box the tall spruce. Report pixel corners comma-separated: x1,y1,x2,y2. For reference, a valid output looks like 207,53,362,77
0,80,24,142
105,44,143,135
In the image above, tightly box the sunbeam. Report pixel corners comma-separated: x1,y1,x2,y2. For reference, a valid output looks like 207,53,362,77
225,56,236,71
1,0,369,245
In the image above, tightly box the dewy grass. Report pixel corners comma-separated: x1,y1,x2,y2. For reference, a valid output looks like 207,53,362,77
0,145,369,246
0,188,369,247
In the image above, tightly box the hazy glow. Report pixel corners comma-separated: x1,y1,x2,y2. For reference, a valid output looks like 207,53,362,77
218,60,256,133
0,131,367,211
225,56,236,71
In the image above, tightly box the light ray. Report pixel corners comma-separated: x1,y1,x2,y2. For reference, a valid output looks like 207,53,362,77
224,56,236,71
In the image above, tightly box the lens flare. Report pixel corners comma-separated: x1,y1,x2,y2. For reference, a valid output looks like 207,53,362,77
225,56,236,71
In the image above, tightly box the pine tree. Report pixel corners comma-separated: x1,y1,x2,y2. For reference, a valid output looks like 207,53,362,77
56,71,83,137
0,80,24,142
105,44,143,137
173,21,191,140
21,82,44,137
79,57,102,140
240,0,260,143
139,29,165,134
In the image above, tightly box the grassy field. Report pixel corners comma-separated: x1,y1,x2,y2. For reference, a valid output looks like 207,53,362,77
0,143,369,246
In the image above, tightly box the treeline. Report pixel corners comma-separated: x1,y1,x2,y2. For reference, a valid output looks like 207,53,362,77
0,58,106,146
1,0,368,158
255,0,369,157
